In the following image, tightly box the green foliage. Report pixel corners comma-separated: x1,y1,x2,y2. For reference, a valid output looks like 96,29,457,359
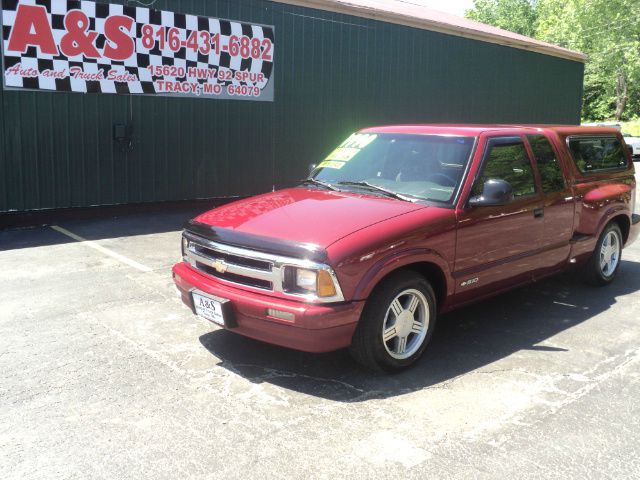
465,0,640,121
465,0,539,37
620,119,640,136
527,135,565,193
473,142,536,197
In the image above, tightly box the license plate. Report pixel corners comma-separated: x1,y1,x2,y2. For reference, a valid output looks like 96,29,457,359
192,291,227,327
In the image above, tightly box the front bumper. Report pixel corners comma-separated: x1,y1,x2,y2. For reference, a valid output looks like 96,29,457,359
173,262,364,353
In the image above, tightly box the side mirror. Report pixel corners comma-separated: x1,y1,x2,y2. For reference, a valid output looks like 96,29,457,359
469,179,514,207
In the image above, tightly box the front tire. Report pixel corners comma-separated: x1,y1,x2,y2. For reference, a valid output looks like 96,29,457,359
349,271,437,372
584,222,623,286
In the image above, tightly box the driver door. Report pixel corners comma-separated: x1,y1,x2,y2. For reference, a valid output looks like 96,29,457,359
453,136,545,304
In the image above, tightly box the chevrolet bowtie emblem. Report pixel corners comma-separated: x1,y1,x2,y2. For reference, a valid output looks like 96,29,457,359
212,259,228,274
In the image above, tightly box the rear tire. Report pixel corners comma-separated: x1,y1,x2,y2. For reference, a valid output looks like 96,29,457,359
583,222,623,286
349,271,437,373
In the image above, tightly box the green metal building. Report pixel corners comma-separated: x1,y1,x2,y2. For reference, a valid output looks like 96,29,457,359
0,0,585,214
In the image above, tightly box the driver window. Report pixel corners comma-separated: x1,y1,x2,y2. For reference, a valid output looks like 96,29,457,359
472,139,536,198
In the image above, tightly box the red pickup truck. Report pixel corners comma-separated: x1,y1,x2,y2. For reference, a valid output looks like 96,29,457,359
173,125,639,372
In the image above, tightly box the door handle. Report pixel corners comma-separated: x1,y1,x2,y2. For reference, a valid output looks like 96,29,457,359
534,208,544,219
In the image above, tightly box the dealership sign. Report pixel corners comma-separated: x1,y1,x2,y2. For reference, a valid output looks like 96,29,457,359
0,0,275,101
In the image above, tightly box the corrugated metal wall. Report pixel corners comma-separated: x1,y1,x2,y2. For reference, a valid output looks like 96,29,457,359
0,0,585,213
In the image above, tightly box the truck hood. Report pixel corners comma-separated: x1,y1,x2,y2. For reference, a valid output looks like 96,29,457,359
193,187,428,250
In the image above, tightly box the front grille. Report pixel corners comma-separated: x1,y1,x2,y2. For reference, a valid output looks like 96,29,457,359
196,262,273,290
184,232,281,292
181,230,345,303
192,244,272,272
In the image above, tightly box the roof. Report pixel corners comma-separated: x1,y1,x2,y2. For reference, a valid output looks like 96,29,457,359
272,0,586,63
360,125,621,136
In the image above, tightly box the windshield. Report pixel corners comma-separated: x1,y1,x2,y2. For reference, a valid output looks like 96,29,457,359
312,133,476,203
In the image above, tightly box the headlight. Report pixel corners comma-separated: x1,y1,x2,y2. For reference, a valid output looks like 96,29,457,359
285,266,338,298
296,268,317,292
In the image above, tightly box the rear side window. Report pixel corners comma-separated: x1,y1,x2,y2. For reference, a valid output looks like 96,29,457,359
568,136,627,173
527,135,565,193
473,139,536,198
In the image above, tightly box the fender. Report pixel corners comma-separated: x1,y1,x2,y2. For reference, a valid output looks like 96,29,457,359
576,182,632,238
583,183,632,203
595,207,631,241
571,205,631,261
352,247,453,301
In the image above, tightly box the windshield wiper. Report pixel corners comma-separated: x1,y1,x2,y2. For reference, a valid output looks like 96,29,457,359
337,181,417,202
301,178,339,191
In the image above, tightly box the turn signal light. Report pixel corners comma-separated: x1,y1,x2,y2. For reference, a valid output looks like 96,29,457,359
317,270,337,297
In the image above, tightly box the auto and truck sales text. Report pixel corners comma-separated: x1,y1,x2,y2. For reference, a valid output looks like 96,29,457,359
3,4,273,98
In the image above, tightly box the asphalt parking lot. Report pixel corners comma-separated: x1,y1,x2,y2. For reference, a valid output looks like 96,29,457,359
1,176,640,479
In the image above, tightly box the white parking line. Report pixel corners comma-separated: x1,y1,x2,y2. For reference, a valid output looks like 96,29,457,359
51,225,153,273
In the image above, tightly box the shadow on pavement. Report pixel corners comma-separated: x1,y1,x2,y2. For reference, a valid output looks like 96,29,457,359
200,260,640,402
0,207,208,251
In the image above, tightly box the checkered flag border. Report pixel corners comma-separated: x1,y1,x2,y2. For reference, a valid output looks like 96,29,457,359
1,0,275,97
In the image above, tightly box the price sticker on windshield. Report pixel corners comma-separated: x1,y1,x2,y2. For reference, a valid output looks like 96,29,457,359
318,160,345,169
321,133,378,168
326,147,360,162
340,133,378,149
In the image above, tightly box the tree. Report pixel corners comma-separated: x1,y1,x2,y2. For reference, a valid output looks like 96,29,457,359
465,0,640,121
536,0,640,121
465,0,539,38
